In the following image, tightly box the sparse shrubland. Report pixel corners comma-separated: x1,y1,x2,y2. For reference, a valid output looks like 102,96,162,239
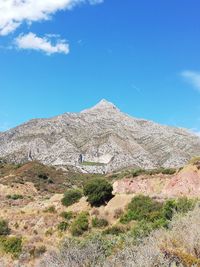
0,159,199,266
110,167,177,180
40,203,200,267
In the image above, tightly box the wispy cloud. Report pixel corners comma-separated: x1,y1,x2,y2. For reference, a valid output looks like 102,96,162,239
181,70,200,92
0,0,103,36
15,33,69,55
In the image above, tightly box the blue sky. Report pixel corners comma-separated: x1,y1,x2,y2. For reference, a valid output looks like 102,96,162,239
0,0,200,134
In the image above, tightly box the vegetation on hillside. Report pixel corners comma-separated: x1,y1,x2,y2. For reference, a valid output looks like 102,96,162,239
83,178,113,206
39,204,200,267
0,159,200,266
61,189,82,207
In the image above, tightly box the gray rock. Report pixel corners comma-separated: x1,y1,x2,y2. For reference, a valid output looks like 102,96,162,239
0,99,200,173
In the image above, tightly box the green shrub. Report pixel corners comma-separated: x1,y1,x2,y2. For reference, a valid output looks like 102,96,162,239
131,218,168,240
6,194,24,200
162,199,176,220
38,173,48,180
43,205,56,213
161,168,176,175
131,169,145,177
0,236,22,257
29,245,46,258
162,197,195,220
92,217,108,228
60,211,73,220
71,212,89,236
61,189,82,207
83,178,113,206
102,226,126,236
0,220,10,235
120,195,163,224
175,197,195,213
45,228,53,236
57,221,69,232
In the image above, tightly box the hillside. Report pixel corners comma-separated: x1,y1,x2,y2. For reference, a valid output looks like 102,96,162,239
0,100,200,173
0,160,200,266
113,157,200,198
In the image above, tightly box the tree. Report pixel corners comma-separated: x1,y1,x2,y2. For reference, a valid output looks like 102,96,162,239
83,178,113,206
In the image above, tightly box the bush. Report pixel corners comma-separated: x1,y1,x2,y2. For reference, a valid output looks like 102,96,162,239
30,245,46,258
38,173,48,180
120,195,163,224
6,194,24,200
131,218,168,240
83,178,113,206
160,168,176,175
162,197,195,220
60,211,73,220
162,199,176,220
61,189,82,207
92,217,108,228
102,226,126,236
131,169,145,177
43,205,56,213
0,220,10,235
175,197,195,213
0,236,22,257
71,212,89,236
57,221,69,232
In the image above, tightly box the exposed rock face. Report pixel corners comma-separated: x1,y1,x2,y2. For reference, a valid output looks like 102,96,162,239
0,99,200,173
113,162,200,198
163,163,200,197
113,175,171,196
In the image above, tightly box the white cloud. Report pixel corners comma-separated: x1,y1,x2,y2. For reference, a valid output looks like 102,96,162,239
0,0,103,35
181,70,200,92
15,32,69,55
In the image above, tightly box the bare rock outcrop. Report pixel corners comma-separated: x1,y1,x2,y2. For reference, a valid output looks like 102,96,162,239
113,161,200,198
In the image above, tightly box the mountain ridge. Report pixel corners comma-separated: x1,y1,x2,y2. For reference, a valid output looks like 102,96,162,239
0,99,200,173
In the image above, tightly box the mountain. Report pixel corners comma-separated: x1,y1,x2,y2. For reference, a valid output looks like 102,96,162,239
0,99,200,173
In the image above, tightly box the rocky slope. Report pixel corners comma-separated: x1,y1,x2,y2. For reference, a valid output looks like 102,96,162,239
0,99,200,173
113,159,200,198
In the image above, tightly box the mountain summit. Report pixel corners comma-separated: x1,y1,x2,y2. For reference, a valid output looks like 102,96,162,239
81,99,120,113
0,101,200,173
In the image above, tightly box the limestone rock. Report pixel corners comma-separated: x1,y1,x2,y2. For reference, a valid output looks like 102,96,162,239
0,100,200,173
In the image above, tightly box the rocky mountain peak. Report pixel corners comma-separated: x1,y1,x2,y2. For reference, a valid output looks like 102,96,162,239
0,101,200,174
81,99,120,113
